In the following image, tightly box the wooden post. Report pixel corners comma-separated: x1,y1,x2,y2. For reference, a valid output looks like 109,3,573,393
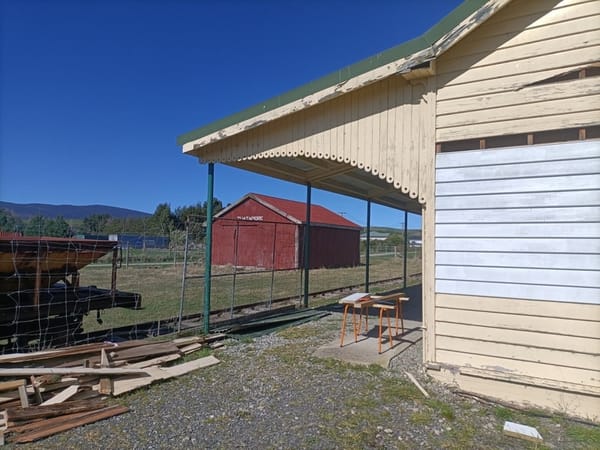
18,384,29,408
99,348,114,395
111,247,118,301
30,376,43,404
34,252,42,307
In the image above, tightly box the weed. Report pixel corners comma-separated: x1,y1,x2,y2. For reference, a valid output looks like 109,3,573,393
566,424,600,447
426,398,455,421
494,406,514,421
379,377,422,400
443,422,477,449
410,410,432,425
277,325,315,340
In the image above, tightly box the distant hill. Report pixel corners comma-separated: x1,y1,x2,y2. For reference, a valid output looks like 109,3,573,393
0,202,151,220
362,226,421,239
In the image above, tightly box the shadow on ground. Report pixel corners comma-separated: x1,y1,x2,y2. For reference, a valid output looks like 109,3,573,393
313,284,423,367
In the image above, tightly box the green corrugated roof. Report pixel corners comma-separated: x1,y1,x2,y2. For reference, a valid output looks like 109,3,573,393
177,0,489,146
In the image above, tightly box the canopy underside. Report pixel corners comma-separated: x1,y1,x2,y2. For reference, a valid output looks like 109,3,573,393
224,155,422,214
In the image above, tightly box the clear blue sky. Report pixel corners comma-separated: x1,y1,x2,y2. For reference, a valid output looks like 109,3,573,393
1,0,462,229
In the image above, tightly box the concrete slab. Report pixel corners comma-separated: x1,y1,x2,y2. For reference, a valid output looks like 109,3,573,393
313,318,422,368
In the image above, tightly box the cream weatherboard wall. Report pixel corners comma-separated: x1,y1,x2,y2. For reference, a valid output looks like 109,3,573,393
428,0,600,419
195,75,436,205
432,141,600,418
436,0,600,142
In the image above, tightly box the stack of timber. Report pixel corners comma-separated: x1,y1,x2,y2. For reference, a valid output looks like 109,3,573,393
0,334,224,444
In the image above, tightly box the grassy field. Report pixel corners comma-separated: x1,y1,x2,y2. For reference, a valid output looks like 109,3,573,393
79,252,422,332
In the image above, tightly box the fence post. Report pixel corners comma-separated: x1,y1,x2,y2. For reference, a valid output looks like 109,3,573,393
177,224,189,334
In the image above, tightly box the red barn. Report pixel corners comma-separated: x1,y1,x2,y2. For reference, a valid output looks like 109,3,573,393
212,193,361,270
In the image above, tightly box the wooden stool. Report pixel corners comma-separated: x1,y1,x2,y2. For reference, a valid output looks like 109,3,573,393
339,293,374,346
371,295,409,353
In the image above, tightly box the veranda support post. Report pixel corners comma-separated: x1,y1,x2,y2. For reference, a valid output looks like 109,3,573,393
403,210,408,289
303,183,311,308
365,199,371,292
204,163,214,334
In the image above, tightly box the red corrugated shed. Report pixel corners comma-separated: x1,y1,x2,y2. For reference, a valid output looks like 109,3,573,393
251,193,360,228
212,193,361,270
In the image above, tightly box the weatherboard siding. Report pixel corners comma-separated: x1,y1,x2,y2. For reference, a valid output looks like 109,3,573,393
432,140,600,405
435,140,600,303
435,0,600,142
197,75,436,204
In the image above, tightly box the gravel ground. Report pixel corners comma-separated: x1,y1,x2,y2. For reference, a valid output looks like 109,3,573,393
14,310,600,449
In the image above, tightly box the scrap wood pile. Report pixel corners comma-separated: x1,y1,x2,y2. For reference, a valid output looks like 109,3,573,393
0,334,225,444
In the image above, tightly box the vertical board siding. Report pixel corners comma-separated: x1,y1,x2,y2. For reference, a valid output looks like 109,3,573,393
201,75,435,203
435,140,600,303
436,0,600,141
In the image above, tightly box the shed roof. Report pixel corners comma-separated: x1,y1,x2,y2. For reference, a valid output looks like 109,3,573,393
216,193,361,229
178,0,494,146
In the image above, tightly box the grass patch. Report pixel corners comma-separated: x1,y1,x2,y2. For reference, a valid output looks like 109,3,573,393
379,377,422,400
426,399,455,421
311,357,384,378
262,343,307,365
79,254,422,332
276,324,316,340
494,406,515,421
442,422,477,449
566,424,600,447
410,410,433,425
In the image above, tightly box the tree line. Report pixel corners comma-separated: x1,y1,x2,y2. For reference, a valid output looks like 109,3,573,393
0,200,224,243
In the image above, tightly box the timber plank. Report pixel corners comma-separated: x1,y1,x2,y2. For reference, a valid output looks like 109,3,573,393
108,342,181,362
6,399,106,422
40,385,79,406
127,353,181,369
0,367,150,377
8,409,96,434
112,356,220,396
13,405,129,443
160,355,220,378
0,380,25,392
179,343,204,355
0,341,146,364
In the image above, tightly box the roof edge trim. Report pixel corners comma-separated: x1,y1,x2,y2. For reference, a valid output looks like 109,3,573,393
179,0,505,150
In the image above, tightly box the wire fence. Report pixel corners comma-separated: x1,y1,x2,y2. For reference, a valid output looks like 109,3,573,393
0,219,421,352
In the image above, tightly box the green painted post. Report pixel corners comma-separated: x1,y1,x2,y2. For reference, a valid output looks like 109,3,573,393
303,183,311,308
403,210,408,289
365,199,371,292
204,163,214,334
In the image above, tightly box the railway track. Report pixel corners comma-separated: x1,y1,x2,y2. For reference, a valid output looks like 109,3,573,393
53,273,422,348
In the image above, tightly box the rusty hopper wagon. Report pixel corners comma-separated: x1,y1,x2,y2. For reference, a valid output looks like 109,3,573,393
0,236,141,351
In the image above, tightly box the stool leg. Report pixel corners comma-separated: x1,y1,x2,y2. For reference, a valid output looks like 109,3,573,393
399,302,404,334
340,304,350,347
394,300,400,336
386,310,393,350
378,307,384,354
352,306,358,342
